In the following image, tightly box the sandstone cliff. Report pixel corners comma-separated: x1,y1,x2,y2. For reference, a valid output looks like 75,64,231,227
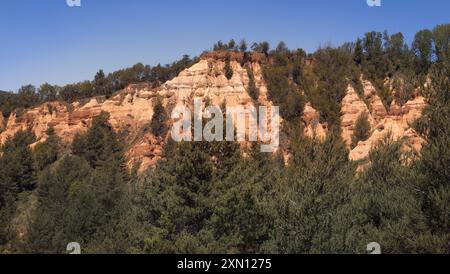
302,103,327,139
0,55,426,170
0,57,275,171
342,80,426,162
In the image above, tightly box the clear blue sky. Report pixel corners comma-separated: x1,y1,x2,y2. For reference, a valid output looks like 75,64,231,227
1,0,449,91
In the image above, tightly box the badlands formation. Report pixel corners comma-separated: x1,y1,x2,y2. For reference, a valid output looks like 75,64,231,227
340,80,426,161
0,54,426,171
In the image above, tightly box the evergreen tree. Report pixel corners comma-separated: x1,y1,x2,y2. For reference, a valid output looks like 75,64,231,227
27,115,137,253
224,54,234,80
413,29,434,76
239,39,247,52
228,39,237,51
39,83,58,101
150,97,168,137
333,138,432,253
352,112,371,148
72,111,123,168
414,62,450,252
63,159,137,253
354,38,363,66
93,69,107,97
246,67,259,100
26,156,92,253
308,47,355,127
210,154,278,253
263,66,305,122
0,129,36,194
17,85,40,109
432,24,450,63
251,42,270,55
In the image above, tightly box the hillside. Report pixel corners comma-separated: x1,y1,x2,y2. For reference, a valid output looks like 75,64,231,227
1,24,449,254
0,52,427,171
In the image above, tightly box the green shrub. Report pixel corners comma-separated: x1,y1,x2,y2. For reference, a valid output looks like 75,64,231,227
224,54,233,80
352,112,371,148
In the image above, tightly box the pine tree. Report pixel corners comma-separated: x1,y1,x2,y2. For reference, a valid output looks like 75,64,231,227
0,129,36,246
224,54,233,80
0,129,36,195
93,69,107,97
72,111,123,168
27,116,137,253
354,38,363,66
34,126,59,171
263,66,305,122
210,149,279,253
26,156,92,253
239,39,247,52
332,138,432,253
307,47,354,127
352,111,371,148
138,142,216,253
150,97,168,137
246,67,259,100
413,62,450,252
63,159,136,253
269,133,356,253
413,29,433,78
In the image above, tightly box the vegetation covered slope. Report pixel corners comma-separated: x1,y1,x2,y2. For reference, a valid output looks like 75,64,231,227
0,24,449,253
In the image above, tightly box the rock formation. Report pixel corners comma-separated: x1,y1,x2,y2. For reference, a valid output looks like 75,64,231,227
0,54,426,171
362,80,388,121
344,81,426,161
303,103,327,139
340,85,375,147
0,56,276,171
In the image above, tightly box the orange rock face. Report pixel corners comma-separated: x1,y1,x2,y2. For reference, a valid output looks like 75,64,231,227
346,84,426,162
362,80,388,121
126,132,165,173
0,90,157,168
0,57,427,171
303,103,327,139
0,90,156,144
0,57,281,171
341,85,375,147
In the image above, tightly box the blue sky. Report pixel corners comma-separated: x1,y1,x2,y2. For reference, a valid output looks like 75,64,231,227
0,0,449,91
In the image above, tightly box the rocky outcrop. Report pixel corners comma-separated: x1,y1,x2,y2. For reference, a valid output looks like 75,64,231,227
0,54,427,171
340,80,389,148
347,88,426,162
303,103,327,139
339,78,426,162
123,58,267,172
0,57,277,171
362,80,387,121
340,85,375,146
2,102,74,144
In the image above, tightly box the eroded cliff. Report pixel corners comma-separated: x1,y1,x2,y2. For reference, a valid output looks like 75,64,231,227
0,54,426,171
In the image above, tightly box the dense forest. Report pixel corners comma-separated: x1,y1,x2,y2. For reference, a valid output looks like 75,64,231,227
0,24,449,253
